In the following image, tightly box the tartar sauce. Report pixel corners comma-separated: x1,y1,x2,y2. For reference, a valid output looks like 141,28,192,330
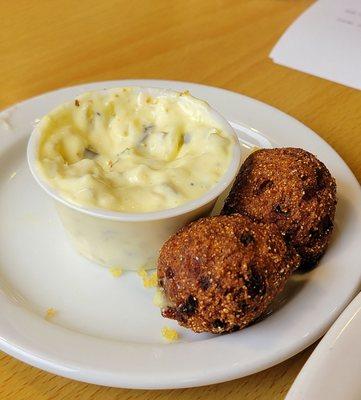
37,87,235,213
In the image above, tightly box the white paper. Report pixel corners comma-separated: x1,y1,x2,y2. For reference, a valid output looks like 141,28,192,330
270,0,361,90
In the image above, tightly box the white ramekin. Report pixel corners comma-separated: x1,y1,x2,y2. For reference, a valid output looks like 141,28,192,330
27,87,241,270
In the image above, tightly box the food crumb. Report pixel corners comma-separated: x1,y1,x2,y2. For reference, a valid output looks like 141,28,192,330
138,268,158,288
74,99,80,107
109,266,123,278
45,307,57,320
161,326,179,342
153,288,167,308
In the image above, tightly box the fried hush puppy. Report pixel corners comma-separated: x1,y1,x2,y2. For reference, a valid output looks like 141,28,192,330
222,148,337,270
158,215,300,334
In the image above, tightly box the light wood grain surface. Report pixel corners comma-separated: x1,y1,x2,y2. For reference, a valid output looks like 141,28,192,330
1,1,360,399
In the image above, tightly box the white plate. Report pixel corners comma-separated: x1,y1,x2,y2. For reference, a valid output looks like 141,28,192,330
286,292,361,400
0,80,360,389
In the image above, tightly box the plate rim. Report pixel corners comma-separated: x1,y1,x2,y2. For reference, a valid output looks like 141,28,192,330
286,291,361,399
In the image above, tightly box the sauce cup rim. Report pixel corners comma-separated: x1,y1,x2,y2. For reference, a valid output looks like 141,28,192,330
27,86,241,222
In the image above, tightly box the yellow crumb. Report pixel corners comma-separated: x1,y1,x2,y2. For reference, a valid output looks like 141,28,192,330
153,288,167,308
162,326,179,342
138,268,158,288
45,307,57,320
137,268,147,278
109,266,123,278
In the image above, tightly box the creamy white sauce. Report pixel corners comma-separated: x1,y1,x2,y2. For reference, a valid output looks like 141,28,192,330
37,87,234,213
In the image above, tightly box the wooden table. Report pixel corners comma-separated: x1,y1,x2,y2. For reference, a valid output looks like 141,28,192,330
1,1,360,399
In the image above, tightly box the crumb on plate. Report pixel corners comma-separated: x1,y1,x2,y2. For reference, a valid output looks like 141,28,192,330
153,288,167,308
161,326,179,342
138,268,157,288
109,266,123,278
45,307,57,320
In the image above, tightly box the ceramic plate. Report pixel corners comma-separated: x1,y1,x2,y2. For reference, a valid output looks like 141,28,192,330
286,292,361,400
0,80,360,389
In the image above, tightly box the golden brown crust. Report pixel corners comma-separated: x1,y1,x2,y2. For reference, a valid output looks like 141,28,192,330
222,148,337,270
157,214,299,333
